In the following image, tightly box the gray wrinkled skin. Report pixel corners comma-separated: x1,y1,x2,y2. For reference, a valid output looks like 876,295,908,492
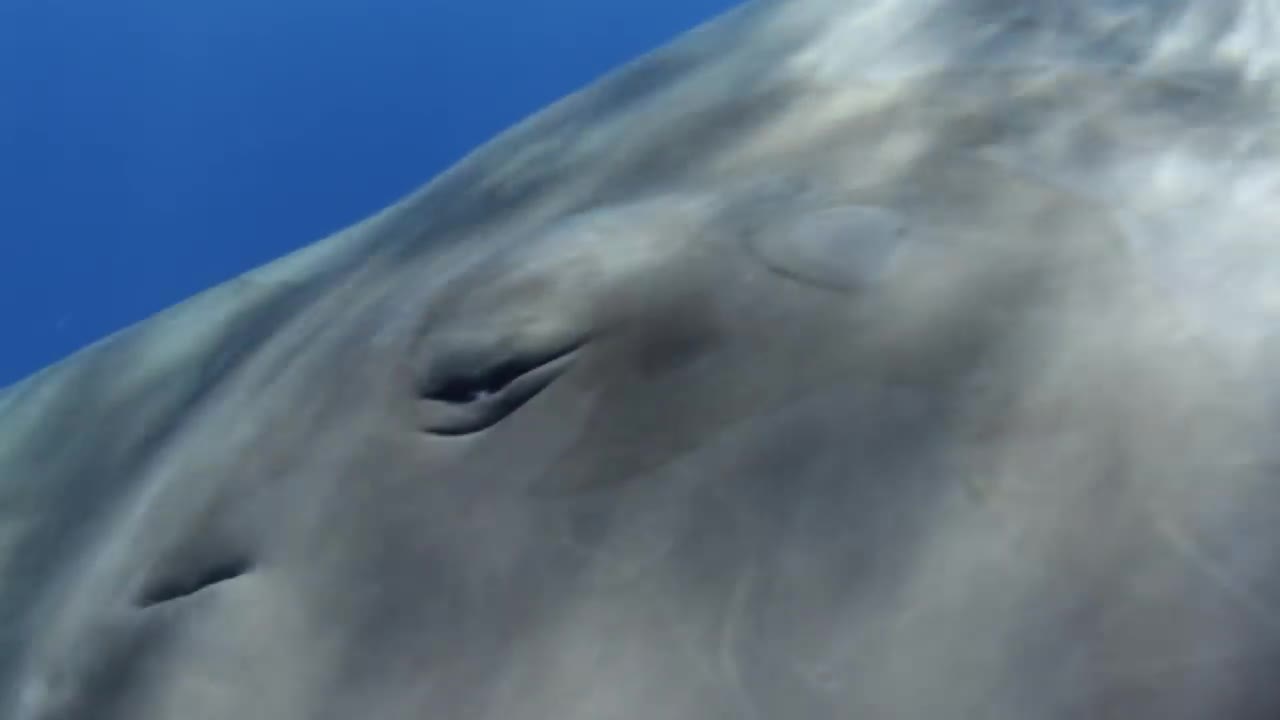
3,1,1280,717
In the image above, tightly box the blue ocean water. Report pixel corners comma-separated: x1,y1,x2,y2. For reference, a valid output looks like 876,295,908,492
0,0,740,388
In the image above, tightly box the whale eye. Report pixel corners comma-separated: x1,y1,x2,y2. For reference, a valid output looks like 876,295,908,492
417,339,585,436
136,556,251,608
425,353,557,404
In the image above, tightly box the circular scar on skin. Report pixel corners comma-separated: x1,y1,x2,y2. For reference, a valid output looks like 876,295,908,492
748,205,911,293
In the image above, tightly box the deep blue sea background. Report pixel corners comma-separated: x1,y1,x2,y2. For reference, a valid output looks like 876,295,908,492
0,0,740,388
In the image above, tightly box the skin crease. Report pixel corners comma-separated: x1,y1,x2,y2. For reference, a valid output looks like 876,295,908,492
3,0,1280,718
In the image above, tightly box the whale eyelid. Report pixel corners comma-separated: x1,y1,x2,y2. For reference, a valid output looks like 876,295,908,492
415,338,587,437
418,342,582,404
424,355,544,404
